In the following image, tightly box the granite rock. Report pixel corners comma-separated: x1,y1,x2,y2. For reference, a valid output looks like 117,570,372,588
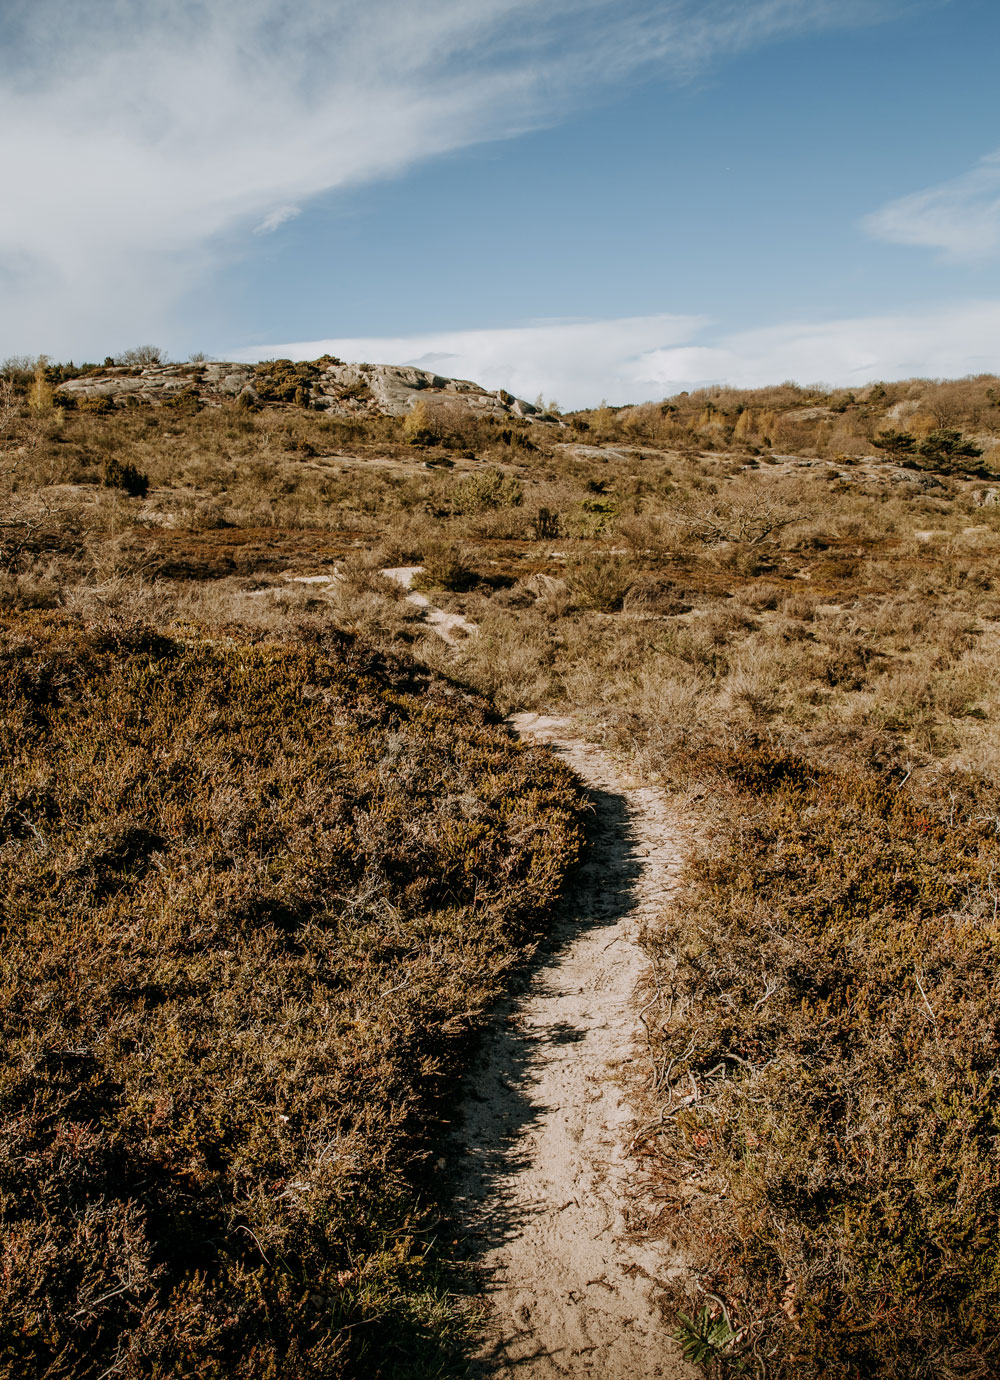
56,359,541,423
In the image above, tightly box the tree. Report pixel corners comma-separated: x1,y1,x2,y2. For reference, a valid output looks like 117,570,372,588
917,428,983,473
871,430,916,463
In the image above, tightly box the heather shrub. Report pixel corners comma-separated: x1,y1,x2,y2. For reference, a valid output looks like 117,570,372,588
102,457,149,497
0,614,584,1380
567,554,634,611
642,739,1000,1377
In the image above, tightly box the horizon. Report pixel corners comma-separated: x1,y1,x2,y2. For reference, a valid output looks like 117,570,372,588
20,348,1000,420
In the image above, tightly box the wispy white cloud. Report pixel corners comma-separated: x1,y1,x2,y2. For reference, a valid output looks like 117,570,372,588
238,299,1000,407
0,0,898,355
255,206,300,235
863,151,1000,259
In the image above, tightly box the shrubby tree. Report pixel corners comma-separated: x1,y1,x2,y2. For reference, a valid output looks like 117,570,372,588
871,429,917,462
1,355,37,379
114,345,167,367
102,456,149,497
904,428,987,476
918,428,982,468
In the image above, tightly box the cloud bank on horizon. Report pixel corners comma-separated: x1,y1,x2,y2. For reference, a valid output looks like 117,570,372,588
2,0,897,356
232,299,1000,410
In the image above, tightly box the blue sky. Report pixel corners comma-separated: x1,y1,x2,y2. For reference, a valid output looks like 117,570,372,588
3,0,1000,404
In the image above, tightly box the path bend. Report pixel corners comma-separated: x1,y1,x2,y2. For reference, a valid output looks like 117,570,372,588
452,713,698,1379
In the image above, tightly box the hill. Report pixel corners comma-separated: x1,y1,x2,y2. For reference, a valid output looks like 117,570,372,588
574,373,1000,479
4,353,1000,1376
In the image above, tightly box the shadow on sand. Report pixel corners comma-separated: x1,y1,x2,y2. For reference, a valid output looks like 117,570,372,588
446,776,648,1369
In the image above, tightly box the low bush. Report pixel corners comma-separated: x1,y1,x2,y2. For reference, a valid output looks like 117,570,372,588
644,737,1000,1377
76,394,116,415
0,615,584,1379
164,385,203,413
251,358,323,405
412,543,479,593
451,466,522,515
102,457,149,497
402,401,439,447
567,554,634,611
530,506,561,540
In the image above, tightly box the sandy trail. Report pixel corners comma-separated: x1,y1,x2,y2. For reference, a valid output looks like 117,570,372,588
280,565,478,643
281,568,697,1371
452,713,697,1379
381,565,477,644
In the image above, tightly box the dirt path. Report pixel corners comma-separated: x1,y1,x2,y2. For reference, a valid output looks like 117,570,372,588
451,713,698,1379
289,568,698,1372
381,565,477,644
281,565,478,644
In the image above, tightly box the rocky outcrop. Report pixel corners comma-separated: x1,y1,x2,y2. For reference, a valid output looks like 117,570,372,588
55,359,543,422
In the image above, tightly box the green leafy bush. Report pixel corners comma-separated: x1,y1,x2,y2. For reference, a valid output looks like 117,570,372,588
76,394,116,415
165,385,203,413
251,358,323,404
451,466,522,514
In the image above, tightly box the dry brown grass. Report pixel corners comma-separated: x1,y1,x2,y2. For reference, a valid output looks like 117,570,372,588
6,375,1000,1374
0,612,584,1380
564,374,1000,472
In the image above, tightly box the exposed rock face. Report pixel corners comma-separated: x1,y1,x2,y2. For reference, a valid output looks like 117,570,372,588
55,359,542,422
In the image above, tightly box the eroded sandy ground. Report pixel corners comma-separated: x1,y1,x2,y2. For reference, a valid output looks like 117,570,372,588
452,714,698,1379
